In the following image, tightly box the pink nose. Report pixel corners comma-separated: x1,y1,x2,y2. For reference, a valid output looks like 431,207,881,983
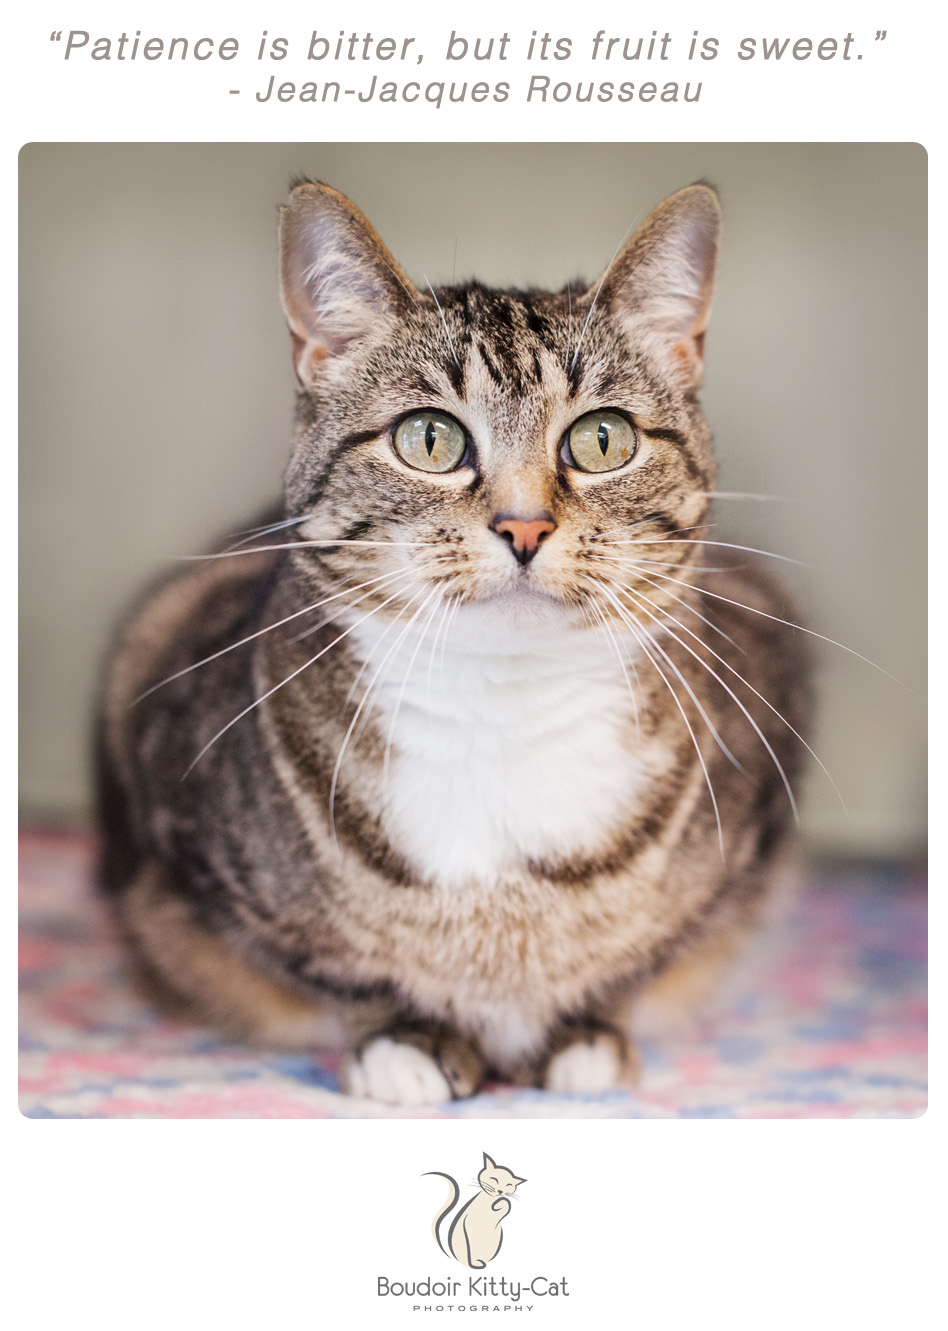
491,513,557,565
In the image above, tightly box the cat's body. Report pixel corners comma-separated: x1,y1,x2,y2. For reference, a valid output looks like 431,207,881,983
98,182,809,1104
428,1155,526,1267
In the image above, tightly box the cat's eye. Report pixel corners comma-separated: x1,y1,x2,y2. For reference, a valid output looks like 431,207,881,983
563,411,637,474
393,411,468,473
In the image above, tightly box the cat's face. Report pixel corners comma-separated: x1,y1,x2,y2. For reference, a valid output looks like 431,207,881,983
279,183,719,642
478,1154,525,1198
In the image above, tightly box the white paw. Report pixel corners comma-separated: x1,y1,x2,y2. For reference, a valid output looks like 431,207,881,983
544,1035,623,1094
340,1037,452,1106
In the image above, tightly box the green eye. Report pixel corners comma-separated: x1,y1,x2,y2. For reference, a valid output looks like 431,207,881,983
393,411,468,473
565,411,637,474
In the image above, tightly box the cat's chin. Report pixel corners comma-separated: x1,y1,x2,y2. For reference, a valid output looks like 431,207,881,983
454,587,581,642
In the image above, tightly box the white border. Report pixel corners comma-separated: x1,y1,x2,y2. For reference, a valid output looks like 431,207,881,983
12,2,938,1325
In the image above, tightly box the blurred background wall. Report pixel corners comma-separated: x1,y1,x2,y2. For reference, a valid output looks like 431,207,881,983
19,142,926,858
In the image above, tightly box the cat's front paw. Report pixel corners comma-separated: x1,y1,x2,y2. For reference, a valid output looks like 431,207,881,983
542,1029,640,1094
340,1037,450,1106
339,1025,484,1106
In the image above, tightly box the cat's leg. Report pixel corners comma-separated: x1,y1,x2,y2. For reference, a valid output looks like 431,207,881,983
632,930,748,1039
537,907,766,1092
339,1021,484,1106
533,1018,642,1094
633,862,789,1038
115,862,344,1049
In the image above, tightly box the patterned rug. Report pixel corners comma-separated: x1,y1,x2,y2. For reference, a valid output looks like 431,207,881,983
19,830,926,1118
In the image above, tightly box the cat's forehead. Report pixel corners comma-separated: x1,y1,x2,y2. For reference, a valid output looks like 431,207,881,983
432,284,584,389
439,281,564,330
396,283,572,393
373,283,657,450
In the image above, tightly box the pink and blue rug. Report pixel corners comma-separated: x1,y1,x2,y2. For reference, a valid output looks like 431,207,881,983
19,830,926,1118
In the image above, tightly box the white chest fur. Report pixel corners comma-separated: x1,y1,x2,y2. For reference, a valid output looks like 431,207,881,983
349,603,650,887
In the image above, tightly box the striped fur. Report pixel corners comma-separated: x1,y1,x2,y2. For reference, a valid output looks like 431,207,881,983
98,183,809,1103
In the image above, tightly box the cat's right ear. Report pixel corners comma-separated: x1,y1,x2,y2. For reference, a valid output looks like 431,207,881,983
279,182,417,388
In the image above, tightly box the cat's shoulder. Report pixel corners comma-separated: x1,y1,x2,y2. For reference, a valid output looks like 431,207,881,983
700,556,810,670
103,506,284,722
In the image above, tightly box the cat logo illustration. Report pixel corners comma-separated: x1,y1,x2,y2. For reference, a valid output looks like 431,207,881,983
425,1153,527,1268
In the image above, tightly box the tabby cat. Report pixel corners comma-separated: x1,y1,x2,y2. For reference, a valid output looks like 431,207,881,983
98,180,809,1105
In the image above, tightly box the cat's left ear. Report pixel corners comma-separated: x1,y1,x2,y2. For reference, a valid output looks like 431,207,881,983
482,1153,496,1170
595,184,721,389
279,181,417,387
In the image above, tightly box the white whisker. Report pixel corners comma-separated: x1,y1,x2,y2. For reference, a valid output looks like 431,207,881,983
383,588,444,789
378,252,420,306
177,538,435,560
590,554,743,653
343,576,433,710
438,594,464,675
339,592,423,751
591,554,739,573
628,566,909,689
181,583,413,779
289,566,423,644
426,593,456,692
593,521,712,542
627,580,843,809
564,282,572,372
225,513,314,549
601,537,806,567
588,598,640,732
620,584,800,821
698,491,783,502
425,275,462,369
134,567,409,704
598,591,724,857
329,590,435,840
598,583,747,778
334,556,453,709
570,214,641,373
348,587,450,743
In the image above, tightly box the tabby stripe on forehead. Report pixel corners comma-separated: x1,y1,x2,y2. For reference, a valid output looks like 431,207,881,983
566,352,585,397
477,342,505,387
483,296,515,332
409,371,442,399
524,305,548,339
443,354,465,397
596,370,621,396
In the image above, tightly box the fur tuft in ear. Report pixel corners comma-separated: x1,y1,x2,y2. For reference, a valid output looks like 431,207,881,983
279,182,416,387
595,184,721,389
